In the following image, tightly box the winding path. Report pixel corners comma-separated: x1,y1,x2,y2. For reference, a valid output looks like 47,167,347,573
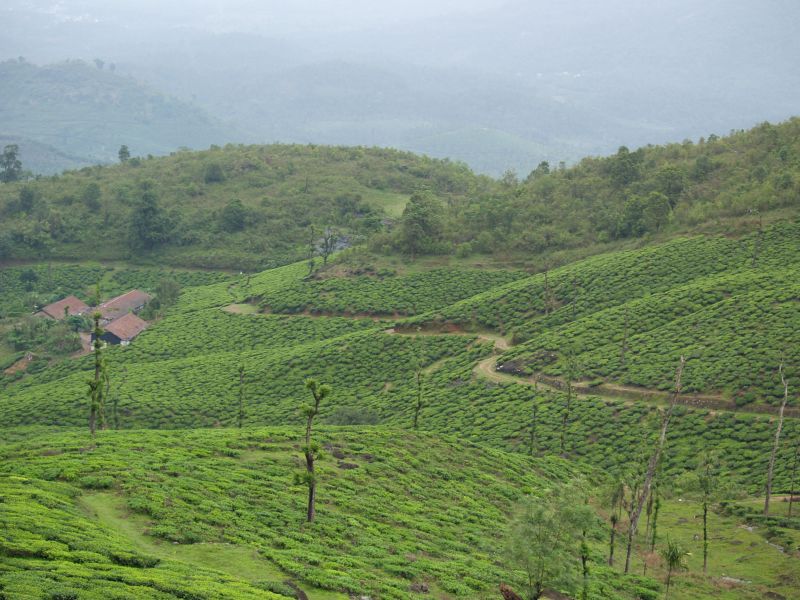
387,327,800,419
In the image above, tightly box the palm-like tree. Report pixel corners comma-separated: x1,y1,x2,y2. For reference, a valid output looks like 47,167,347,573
660,538,689,598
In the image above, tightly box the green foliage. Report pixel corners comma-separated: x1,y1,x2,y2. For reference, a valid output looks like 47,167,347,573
1,143,23,183
129,181,173,250
396,191,446,255
428,119,800,256
0,143,479,269
505,484,596,599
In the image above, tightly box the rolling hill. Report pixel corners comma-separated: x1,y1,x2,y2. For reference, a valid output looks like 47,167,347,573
1,120,799,600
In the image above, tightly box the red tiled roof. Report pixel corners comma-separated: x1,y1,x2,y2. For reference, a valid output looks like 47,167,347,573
40,295,90,319
103,312,149,341
99,289,152,320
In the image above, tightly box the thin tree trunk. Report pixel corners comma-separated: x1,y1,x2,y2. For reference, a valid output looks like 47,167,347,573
625,356,685,574
765,361,789,516
560,377,572,454
789,442,799,518
702,499,708,573
650,493,660,552
413,369,422,429
621,308,629,369
238,366,245,428
306,455,316,522
608,520,617,566
665,568,672,599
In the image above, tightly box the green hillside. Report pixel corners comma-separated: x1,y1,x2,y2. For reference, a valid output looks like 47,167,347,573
0,143,480,270
2,121,800,600
0,428,660,600
0,59,231,165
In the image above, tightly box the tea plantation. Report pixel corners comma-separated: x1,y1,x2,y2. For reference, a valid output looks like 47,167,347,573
0,428,664,600
2,217,800,598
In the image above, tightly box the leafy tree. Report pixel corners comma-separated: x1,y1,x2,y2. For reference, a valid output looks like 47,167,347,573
220,199,247,232
17,186,38,214
155,278,181,306
605,473,626,566
560,350,579,454
660,538,689,598
1,144,22,183
129,182,171,250
609,146,643,187
678,454,720,573
203,162,225,184
118,145,130,163
397,192,445,256
643,192,671,232
19,268,38,291
82,183,102,211
505,484,595,599
298,379,330,522
45,322,82,354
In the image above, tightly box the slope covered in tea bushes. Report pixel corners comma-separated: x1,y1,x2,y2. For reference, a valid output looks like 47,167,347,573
0,427,658,600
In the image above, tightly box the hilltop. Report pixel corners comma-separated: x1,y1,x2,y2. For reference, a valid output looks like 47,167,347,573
1,119,797,274
0,144,480,270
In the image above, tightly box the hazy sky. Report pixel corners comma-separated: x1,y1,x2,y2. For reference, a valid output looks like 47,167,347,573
15,0,501,34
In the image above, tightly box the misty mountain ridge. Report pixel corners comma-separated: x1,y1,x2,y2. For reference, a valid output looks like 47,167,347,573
1,0,798,175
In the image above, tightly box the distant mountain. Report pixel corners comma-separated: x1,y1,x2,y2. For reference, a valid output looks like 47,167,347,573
0,134,93,175
0,59,237,165
1,1,798,175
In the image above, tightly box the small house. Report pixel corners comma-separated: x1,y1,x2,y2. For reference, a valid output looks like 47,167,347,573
35,295,90,320
97,312,149,346
98,289,152,322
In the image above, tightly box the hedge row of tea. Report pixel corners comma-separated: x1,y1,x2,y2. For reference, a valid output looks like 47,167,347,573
0,428,657,599
0,476,283,599
0,329,470,429
4,319,798,492
500,267,800,404
413,221,800,334
407,221,800,401
259,268,526,316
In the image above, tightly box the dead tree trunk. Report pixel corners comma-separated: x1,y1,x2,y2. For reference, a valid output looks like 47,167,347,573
788,441,799,518
620,308,629,369
765,361,790,516
624,355,685,573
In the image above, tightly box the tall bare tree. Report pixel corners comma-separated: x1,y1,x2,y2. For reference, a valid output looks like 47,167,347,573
237,364,246,428
299,379,330,522
764,361,790,515
87,313,107,436
624,355,685,573
320,226,340,266
788,439,799,518
560,351,578,454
